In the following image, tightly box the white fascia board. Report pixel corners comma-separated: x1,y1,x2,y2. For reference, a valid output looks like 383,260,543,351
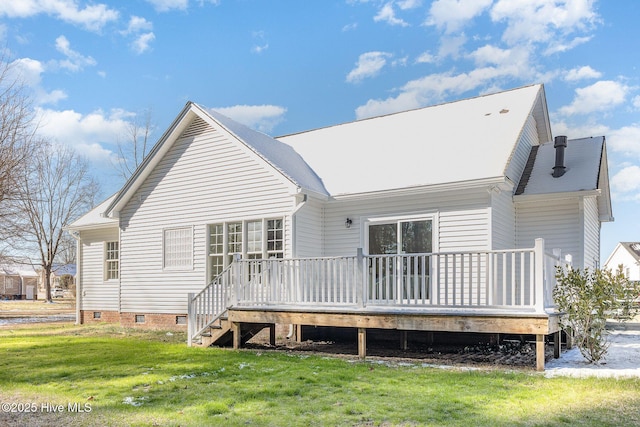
513,189,600,203
329,176,510,202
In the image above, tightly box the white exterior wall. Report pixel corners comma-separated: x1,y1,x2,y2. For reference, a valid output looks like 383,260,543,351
79,228,120,311
118,117,297,314
605,245,640,281
324,188,491,257
515,198,583,267
505,115,539,183
582,196,600,269
491,188,515,250
293,196,324,257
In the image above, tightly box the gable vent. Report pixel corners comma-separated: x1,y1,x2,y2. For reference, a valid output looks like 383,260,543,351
181,117,213,139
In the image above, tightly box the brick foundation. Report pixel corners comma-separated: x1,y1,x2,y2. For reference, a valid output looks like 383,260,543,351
80,310,188,330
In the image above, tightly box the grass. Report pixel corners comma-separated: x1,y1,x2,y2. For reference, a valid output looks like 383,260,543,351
0,324,639,426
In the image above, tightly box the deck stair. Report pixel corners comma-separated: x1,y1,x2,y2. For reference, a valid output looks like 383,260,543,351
196,317,272,347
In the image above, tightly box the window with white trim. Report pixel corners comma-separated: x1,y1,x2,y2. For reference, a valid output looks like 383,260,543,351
105,241,119,280
208,218,284,281
163,227,193,270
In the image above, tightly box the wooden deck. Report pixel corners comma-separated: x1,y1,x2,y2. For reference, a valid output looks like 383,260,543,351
188,239,570,371
225,306,561,371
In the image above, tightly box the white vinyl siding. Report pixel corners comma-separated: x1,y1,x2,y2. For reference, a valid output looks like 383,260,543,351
516,198,582,267
582,196,600,269
491,188,515,250
79,228,120,311
293,196,324,257
118,117,297,314
323,188,491,257
505,115,540,183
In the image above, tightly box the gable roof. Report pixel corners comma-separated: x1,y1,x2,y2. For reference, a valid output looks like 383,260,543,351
621,242,640,263
67,193,119,231
277,84,551,195
105,102,327,217
515,136,613,221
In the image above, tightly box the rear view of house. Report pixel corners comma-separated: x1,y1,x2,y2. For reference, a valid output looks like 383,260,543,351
67,84,613,370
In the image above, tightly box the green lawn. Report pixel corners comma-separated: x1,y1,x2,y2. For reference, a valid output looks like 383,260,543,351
0,324,639,426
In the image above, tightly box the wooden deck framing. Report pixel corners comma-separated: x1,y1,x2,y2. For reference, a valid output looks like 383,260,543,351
227,306,561,371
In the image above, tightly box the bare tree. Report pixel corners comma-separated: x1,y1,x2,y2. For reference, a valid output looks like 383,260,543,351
113,108,154,180
13,143,99,302
0,57,38,260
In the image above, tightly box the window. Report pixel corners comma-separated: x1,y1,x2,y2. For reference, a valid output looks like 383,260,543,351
267,219,284,258
93,312,101,319
208,218,284,281
105,241,119,280
164,227,193,269
135,315,145,323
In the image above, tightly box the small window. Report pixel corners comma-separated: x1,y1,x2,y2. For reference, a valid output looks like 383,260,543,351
135,315,145,323
105,241,119,280
93,312,101,319
176,315,187,325
164,227,193,270
267,219,284,258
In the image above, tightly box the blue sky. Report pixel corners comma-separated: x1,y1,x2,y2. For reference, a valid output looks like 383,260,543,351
1,0,639,261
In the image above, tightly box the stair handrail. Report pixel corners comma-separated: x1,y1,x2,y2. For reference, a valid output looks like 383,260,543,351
188,263,236,345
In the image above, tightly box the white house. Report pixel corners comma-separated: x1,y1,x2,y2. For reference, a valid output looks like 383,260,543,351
68,84,613,370
604,243,640,282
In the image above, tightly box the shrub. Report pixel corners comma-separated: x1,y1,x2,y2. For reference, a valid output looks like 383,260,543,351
553,265,640,363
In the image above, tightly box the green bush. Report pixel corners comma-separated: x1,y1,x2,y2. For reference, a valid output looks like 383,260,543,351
553,265,640,364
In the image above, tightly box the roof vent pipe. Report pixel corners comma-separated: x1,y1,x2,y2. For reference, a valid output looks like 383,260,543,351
552,135,567,178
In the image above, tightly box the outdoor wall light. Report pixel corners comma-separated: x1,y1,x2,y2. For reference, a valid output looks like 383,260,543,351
345,218,352,229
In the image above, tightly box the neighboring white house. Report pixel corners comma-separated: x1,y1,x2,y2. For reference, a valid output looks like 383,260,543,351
67,84,613,332
604,242,640,282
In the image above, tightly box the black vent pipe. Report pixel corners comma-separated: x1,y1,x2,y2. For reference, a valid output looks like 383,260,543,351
552,135,567,178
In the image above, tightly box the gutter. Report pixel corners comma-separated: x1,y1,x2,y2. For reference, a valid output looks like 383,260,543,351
68,230,82,325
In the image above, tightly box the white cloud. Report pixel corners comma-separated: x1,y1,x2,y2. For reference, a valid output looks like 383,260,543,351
415,50,435,64
559,80,628,116
607,125,640,159
426,0,492,34
54,35,96,72
346,51,392,83
490,0,598,49
342,22,358,32
123,16,153,35
633,96,640,110
9,57,67,105
251,44,269,54
611,165,640,201
0,0,119,32
564,65,602,81
212,105,287,134
374,2,409,27
132,32,156,55
34,107,132,162
145,0,220,12
145,0,188,12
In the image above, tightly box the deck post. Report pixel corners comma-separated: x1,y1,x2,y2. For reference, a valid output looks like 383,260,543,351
231,322,242,349
534,238,545,313
358,328,367,359
356,248,365,308
553,331,561,358
269,324,276,346
400,331,408,350
187,293,194,347
536,334,545,371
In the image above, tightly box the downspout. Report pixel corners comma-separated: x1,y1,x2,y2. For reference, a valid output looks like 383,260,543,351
69,230,82,325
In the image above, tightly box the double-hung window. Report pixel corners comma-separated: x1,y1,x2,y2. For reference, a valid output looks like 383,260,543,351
208,218,284,281
105,241,119,280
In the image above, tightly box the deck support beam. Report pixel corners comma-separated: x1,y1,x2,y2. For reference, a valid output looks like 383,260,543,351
358,328,367,359
400,331,408,350
553,331,561,359
536,334,545,371
232,322,241,350
269,324,276,346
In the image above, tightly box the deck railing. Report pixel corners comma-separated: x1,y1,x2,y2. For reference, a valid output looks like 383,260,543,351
189,238,566,344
